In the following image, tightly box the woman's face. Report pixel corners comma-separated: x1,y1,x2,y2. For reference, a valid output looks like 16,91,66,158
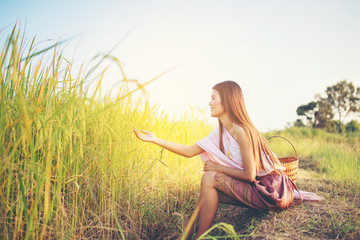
209,90,225,118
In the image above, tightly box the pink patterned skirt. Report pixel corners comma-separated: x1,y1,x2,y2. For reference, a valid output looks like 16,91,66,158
214,172,301,211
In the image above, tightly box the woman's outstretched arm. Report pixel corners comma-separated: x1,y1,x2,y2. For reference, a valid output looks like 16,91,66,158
133,129,204,158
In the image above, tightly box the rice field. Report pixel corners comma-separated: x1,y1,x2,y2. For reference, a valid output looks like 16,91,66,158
1,25,359,239
0,25,207,239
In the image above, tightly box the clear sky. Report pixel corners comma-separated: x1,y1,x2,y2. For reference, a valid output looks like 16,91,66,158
2,0,360,132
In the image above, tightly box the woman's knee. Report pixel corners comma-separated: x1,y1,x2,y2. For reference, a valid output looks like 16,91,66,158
201,171,217,188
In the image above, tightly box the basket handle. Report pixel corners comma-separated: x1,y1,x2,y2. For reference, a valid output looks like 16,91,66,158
267,135,298,159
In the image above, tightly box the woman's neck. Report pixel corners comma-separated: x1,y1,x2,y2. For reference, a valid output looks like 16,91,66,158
219,114,236,133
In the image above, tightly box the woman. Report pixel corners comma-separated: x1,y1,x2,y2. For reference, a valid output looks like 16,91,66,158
133,81,301,239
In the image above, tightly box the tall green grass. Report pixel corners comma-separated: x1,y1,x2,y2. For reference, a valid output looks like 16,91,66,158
0,25,212,239
266,127,360,189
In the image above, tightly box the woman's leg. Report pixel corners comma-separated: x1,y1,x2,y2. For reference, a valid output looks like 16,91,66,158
182,171,219,240
194,171,220,239
182,172,245,240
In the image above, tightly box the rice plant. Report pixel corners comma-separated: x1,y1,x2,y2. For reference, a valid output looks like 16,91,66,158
0,24,213,239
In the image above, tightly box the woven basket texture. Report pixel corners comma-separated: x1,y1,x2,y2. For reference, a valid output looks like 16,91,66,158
268,136,299,184
279,156,298,183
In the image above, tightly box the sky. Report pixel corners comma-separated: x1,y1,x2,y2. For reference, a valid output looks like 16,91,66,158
2,0,360,132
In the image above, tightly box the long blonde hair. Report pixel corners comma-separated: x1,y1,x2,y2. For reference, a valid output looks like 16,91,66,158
213,81,281,174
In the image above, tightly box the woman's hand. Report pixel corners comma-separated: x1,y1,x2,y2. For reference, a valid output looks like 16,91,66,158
203,160,223,172
133,129,157,143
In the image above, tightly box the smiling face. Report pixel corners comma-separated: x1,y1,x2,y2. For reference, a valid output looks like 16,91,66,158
209,89,225,118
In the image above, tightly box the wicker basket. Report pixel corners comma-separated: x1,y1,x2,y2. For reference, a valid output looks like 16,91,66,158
268,136,299,183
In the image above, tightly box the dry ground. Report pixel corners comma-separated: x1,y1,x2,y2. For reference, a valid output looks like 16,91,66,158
209,164,360,239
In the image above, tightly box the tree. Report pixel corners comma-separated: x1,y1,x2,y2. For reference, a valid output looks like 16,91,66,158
296,101,317,126
295,80,360,133
313,98,336,132
295,99,334,129
324,80,360,132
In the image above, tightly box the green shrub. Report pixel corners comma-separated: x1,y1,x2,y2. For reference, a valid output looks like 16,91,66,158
346,120,360,132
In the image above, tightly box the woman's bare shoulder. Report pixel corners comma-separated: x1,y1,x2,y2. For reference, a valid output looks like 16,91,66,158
233,125,248,143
